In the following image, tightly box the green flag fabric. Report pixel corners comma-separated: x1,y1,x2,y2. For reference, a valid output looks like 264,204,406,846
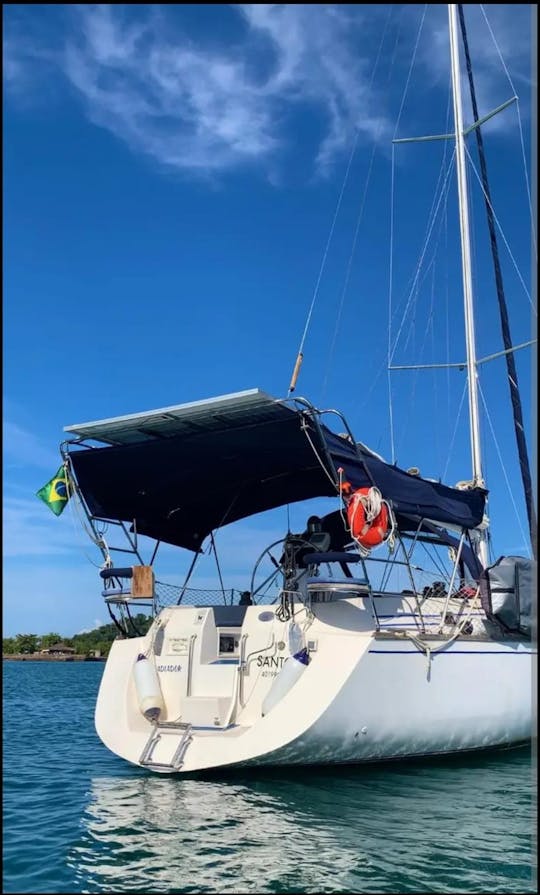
36,465,70,516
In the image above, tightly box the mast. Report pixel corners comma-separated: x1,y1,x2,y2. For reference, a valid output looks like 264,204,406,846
448,4,489,568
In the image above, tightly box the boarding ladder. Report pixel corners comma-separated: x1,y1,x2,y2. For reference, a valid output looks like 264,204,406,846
139,720,193,772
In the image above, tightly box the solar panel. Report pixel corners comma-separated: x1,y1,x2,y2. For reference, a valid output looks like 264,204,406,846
64,389,289,445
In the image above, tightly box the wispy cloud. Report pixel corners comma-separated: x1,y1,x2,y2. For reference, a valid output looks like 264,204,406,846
3,37,25,87
3,420,63,472
4,4,393,177
424,4,533,133
3,5,531,173
3,494,78,557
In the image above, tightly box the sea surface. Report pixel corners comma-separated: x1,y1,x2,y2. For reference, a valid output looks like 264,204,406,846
2,661,536,894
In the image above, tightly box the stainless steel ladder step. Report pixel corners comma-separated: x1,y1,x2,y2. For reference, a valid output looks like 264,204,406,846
139,721,193,771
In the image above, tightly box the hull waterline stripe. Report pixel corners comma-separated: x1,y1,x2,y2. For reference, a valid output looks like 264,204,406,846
377,612,485,619
369,649,535,655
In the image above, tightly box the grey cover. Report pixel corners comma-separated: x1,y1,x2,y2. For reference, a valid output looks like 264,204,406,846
480,555,535,637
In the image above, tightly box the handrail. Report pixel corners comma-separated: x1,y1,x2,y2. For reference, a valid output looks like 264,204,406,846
186,635,197,698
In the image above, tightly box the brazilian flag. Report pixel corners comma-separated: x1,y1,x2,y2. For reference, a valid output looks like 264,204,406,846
36,465,70,516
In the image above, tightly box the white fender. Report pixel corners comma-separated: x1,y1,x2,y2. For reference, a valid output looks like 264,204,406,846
262,648,310,716
133,653,165,722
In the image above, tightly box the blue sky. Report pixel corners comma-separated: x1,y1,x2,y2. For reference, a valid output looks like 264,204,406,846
3,4,536,637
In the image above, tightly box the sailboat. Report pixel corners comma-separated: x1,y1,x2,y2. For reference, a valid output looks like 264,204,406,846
56,5,535,773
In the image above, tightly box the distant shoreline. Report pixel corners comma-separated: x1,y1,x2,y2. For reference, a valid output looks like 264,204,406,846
3,654,105,662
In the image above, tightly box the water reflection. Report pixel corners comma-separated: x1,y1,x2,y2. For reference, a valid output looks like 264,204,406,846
69,749,534,894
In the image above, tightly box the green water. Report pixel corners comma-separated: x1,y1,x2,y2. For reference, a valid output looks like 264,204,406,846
2,661,536,893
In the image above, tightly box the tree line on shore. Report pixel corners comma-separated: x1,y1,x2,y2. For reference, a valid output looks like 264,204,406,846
2,615,153,658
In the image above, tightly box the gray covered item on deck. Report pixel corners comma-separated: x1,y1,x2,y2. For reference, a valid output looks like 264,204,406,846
480,555,535,637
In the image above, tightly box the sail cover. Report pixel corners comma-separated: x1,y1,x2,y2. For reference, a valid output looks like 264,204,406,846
66,390,486,551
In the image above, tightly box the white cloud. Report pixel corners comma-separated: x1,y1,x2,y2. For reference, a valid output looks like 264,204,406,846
236,4,389,168
423,5,532,133
4,4,394,177
3,38,24,86
3,420,79,558
3,494,80,557
4,5,531,176
3,420,63,472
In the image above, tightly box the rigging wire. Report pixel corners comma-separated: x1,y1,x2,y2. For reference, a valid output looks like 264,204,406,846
64,459,113,569
319,132,378,403
388,144,458,459
459,3,536,557
301,421,338,491
320,5,394,403
387,144,397,463
464,146,535,313
478,383,529,552
66,490,109,570
287,132,359,395
442,377,469,482
389,152,456,365
358,178,455,439
430,260,440,470
392,5,428,140
288,6,398,397
387,5,428,462
419,540,451,583
210,531,227,601
479,4,537,260
437,74,455,469
398,174,455,362
357,163,455,439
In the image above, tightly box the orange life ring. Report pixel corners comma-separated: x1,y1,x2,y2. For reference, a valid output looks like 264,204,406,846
346,487,389,548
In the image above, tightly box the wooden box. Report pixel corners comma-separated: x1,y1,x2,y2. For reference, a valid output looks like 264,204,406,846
131,565,155,598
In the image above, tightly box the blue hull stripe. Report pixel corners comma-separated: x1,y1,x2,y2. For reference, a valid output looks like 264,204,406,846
377,613,485,619
369,649,535,656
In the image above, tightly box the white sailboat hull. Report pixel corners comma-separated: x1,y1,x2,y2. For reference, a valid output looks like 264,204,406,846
95,601,533,773
278,640,532,766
